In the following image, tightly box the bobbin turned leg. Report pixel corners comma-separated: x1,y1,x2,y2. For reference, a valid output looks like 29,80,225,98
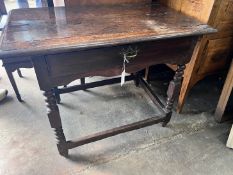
55,127,68,157
44,90,68,157
163,64,186,127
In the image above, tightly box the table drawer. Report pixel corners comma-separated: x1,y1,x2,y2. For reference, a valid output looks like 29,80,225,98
46,37,196,79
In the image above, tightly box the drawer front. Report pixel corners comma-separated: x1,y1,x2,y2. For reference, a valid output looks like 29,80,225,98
46,37,196,79
46,46,123,78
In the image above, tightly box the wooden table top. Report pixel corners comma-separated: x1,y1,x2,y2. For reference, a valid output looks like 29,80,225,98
0,3,216,58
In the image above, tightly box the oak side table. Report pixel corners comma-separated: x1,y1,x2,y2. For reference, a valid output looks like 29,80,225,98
0,3,215,157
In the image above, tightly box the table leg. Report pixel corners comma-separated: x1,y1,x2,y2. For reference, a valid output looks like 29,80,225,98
81,78,85,85
134,72,140,87
163,64,186,126
145,67,150,82
53,87,61,104
17,68,23,78
44,89,68,157
5,68,23,102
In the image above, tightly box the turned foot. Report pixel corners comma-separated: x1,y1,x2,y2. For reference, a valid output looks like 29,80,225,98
44,90,67,157
162,113,172,127
54,127,68,157
57,144,69,157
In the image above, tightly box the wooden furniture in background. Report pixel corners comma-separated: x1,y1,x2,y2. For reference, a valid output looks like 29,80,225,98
0,0,52,102
215,59,233,122
0,3,214,157
0,0,7,30
0,0,25,99
158,0,233,113
1,0,51,102
218,58,233,149
0,0,6,15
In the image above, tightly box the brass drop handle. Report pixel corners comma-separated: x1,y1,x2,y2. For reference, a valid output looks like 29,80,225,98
121,46,139,62
120,46,139,86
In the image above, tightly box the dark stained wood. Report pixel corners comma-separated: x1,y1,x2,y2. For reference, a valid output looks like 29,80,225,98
58,75,134,94
80,78,85,85
0,3,216,157
162,64,186,126
45,37,197,87
2,57,33,101
43,89,68,156
164,65,186,113
64,0,151,6
53,87,61,104
47,0,54,7
0,0,7,32
5,66,23,102
0,0,7,15
67,115,165,149
0,3,215,58
0,0,53,101
16,68,23,77
139,76,165,111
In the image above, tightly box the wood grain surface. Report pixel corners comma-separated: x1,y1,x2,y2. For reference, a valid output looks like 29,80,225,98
0,3,215,58
65,0,151,6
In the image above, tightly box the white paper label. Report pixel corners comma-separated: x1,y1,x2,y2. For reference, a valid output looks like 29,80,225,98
121,54,129,86
121,69,126,86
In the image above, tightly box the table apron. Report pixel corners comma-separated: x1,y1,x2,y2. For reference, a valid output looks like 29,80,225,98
32,36,197,90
